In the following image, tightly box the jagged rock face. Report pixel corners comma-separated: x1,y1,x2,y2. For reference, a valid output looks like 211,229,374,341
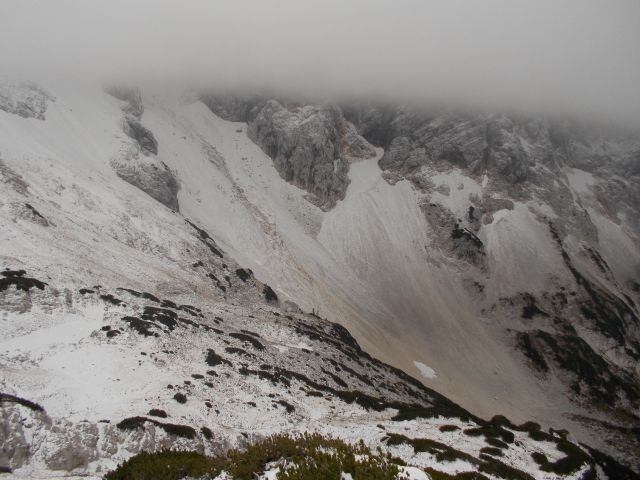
348,106,640,203
345,103,640,252
122,116,158,156
111,158,179,211
200,93,265,122
106,86,178,210
104,85,144,119
203,96,376,210
365,112,544,184
0,82,54,120
249,101,349,209
345,103,640,429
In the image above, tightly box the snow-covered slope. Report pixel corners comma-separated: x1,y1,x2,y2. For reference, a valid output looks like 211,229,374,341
174,94,640,459
1,82,639,477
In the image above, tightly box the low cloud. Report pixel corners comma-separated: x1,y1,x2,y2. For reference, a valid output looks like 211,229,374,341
2,0,640,123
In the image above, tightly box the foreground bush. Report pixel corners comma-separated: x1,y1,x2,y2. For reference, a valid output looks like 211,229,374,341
104,433,401,480
104,450,220,480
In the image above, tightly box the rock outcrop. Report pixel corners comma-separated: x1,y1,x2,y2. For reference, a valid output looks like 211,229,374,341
112,158,179,211
122,117,158,156
203,96,376,210
107,87,178,210
0,82,55,120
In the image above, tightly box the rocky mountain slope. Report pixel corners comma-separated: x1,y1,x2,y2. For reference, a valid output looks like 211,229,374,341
203,94,640,458
0,81,639,478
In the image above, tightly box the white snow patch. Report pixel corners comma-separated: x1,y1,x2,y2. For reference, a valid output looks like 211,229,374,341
260,467,280,480
414,361,437,379
429,169,482,221
586,208,640,281
481,174,489,189
484,202,568,296
566,168,596,193
399,466,430,480
272,341,313,352
285,341,313,351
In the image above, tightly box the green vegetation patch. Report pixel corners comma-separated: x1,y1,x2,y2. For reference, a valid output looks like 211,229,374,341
105,433,401,480
439,424,460,433
391,403,474,423
104,449,217,480
386,433,477,465
0,392,45,412
479,447,503,457
530,439,591,475
463,425,514,444
484,437,509,449
116,416,196,439
478,455,535,480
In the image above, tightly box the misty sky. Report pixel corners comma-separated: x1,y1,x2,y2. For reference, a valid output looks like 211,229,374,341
1,0,639,123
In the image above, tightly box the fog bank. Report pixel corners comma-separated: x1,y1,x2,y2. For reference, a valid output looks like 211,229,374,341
1,0,639,123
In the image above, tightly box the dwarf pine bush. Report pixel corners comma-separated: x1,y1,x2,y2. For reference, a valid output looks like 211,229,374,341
105,433,403,480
